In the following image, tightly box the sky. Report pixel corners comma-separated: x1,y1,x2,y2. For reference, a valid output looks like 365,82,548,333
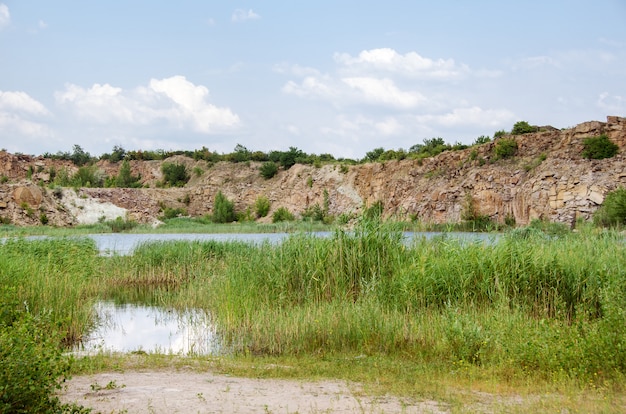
1,1,626,160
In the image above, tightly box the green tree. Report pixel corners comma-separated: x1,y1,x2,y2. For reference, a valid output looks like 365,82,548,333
115,160,141,188
582,134,619,160
212,191,236,223
364,147,385,162
161,162,189,187
69,144,92,166
473,135,491,145
254,195,271,218
259,161,278,179
511,121,536,135
109,145,126,163
494,138,518,159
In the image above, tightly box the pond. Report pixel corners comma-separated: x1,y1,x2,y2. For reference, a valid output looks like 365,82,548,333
87,231,492,255
75,301,220,356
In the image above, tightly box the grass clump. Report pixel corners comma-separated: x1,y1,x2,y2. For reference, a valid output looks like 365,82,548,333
594,187,626,227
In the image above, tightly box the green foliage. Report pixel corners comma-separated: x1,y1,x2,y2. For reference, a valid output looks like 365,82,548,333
71,165,104,187
259,161,278,179
473,135,491,145
277,146,306,169
493,130,506,139
594,187,626,227
409,137,450,158
364,147,384,162
254,195,271,218
363,200,384,220
104,216,139,232
101,145,126,163
272,206,295,222
114,160,142,188
212,191,236,223
582,134,619,160
461,193,494,231
39,212,48,225
161,162,189,187
0,175,8,184
511,121,537,135
0,297,87,413
493,138,518,159
192,166,204,177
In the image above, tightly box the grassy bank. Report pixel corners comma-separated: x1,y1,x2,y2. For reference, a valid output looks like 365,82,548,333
2,222,626,409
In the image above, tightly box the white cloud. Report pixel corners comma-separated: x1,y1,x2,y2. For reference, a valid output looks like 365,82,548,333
597,92,626,114
334,48,469,79
231,9,260,22
0,91,50,115
415,106,516,128
0,90,52,143
282,76,337,100
342,77,424,109
0,3,9,29
38,20,48,30
56,76,240,133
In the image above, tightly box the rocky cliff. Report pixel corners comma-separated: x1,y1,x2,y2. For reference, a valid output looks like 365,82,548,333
1,116,625,227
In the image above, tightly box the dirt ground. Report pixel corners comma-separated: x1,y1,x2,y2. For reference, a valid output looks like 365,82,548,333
61,370,448,413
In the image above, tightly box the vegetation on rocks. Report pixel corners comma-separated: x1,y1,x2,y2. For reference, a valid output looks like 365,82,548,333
582,134,619,159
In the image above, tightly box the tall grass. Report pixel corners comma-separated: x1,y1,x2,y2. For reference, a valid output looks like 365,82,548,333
2,223,625,384
204,221,626,382
0,237,100,344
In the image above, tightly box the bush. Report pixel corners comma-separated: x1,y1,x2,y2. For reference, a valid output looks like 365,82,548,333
582,134,619,160
511,121,536,135
594,187,626,227
0,298,85,413
254,196,271,218
494,138,518,159
212,191,236,223
272,206,295,222
114,160,142,188
161,162,189,187
259,161,278,179
105,216,139,232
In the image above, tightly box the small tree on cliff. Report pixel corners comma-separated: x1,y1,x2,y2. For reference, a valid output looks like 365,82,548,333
115,160,141,188
212,191,236,223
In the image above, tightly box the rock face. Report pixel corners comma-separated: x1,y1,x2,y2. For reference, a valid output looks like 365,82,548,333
0,116,625,227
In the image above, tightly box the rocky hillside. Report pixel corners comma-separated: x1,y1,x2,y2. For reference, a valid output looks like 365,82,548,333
1,116,625,227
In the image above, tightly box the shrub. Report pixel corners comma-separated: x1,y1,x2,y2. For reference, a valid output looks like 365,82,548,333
473,135,491,146
594,187,626,227
494,138,518,159
114,160,141,188
106,216,139,232
511,121,536,135
272,206,295,222
259,161,278,179
493,130,506,139
254,196,271,218
0,298,85,413
161,162,189,187
582,134,619,160
212,191,236,223
39,213,48,225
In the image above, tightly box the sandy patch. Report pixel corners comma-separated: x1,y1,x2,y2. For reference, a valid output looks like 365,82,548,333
62,370,447,413
62,189,128,224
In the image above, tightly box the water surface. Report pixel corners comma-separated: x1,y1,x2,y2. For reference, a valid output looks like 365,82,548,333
77,301,219,356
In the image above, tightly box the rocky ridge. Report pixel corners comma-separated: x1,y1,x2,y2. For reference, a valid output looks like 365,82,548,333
1,116,625,227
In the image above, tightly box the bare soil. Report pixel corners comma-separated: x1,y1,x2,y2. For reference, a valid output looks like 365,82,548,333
61,370,447,413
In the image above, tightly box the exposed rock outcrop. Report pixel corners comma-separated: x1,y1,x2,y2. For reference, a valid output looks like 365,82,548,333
0,116,624,227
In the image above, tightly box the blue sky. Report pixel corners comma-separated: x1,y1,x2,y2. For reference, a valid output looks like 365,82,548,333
1,1,625,159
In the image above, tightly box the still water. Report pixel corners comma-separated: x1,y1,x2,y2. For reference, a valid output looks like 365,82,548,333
77,301,220,356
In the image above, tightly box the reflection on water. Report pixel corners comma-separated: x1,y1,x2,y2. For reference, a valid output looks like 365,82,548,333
77,301,219,356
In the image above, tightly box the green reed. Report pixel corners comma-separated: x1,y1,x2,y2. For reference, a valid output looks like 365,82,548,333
0,237,100,344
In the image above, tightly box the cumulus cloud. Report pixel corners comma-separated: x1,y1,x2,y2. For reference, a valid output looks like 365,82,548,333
342,77,424,109
0,91,50,115
0,3,10,29
334,48,469,79
56,76,240,133
231,8,260,22
0,90,52,142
